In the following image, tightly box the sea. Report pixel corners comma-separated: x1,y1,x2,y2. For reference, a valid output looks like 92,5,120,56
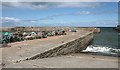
82,27,120,57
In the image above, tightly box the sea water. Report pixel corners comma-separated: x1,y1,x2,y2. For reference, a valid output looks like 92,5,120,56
82,27,120,57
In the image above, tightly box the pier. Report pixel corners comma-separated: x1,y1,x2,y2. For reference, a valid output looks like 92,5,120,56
0,29,118,68
1,30,93,67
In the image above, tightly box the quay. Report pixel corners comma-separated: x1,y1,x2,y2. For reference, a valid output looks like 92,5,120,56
1,30,93,67
0,29,118,68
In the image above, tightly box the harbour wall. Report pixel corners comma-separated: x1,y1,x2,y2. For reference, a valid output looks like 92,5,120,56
27,32,93,60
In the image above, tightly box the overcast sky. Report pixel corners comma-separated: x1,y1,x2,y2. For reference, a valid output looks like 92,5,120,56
1,2,118,27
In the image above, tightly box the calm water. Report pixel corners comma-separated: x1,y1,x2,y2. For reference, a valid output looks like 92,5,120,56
93,27,118,49
83,27,120,56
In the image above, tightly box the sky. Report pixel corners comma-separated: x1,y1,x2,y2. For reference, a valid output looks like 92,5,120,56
0,2,118,27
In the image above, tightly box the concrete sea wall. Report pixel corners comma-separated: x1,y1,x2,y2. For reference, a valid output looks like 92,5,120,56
28,32,93,60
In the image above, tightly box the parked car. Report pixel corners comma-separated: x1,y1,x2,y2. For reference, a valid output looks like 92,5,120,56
24,35,35,40
46,31,53,36
30,32,37,39
13,31,24,41
57,30,66,35
41,31,47,38
70,28,77,32
36,32,43,38
23,32,28,37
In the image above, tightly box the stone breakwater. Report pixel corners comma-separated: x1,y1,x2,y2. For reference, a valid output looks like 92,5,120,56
27,32,93,60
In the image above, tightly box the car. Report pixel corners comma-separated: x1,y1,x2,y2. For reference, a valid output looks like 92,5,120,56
46,31,53,36
57,30,66,35
70,28,77,32
36,32,44,38
24,35,35,40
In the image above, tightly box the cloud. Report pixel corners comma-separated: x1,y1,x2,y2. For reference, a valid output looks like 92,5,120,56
1,0,120,2
2,2,102,10
1,17,54,26
56,2,101,8
0,2,2,10
1,17,21,26
2,2,48,9
40,11,91,20
99,19,118,26
1,17,20,23
1,17,118,27
66,19,118,27
38,9,117,20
